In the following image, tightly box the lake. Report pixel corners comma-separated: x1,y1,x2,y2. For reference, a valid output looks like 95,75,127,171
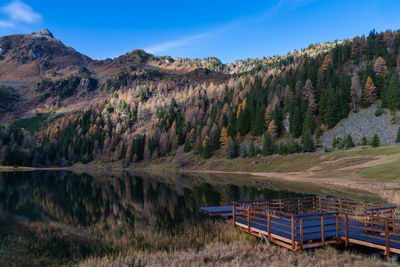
0,170,386,266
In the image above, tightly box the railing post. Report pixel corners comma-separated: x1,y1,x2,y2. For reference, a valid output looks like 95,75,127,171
233,203,236,227
345,214,349,246
385,218,390,259
247,206,251,233
336,213,339,244
312,197,315,212
300,217,303,252
291,215,295,250
298,199,301,214
319,197,322,213
321,215,325,246
267,210,271,243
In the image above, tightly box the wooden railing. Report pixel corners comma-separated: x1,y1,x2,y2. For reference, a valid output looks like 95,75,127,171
232,197,400,256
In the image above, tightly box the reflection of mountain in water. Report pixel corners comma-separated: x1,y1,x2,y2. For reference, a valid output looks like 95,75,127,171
0,171,303,231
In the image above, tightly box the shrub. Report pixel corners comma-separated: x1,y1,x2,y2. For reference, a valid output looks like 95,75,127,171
361,137,368,146
375,105,384,117
344,134,355,149
370,134,380,147
396,127,400,143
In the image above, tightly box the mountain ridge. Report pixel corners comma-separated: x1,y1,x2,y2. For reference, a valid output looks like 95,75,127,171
1,28,400,167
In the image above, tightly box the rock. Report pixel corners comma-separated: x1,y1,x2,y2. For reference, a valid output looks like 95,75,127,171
319,105,400,149
251,160,257,165
31,29,54,39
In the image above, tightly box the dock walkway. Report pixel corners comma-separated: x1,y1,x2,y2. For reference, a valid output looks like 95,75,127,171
201,196,400,257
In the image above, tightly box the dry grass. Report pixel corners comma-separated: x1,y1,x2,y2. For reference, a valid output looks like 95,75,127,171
78,226,397,267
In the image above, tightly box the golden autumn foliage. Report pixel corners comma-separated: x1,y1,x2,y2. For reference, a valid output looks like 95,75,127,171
264,105,272,128
374,57,388,78
267,120,278,140
363,76,377,104
219,127,228,148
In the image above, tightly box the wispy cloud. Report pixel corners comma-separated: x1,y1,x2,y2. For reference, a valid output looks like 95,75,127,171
145,32,211,54
0,0,42,28
145,0,314,56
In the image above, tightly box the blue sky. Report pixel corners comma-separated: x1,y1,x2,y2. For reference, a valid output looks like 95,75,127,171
0,0,399,63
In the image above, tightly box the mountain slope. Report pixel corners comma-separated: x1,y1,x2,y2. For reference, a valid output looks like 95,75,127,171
1,29,400,167
0,29,91,82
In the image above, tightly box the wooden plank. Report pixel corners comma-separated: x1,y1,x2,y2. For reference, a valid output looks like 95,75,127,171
233,203,236,226
336,214,340,243
345,214,349,246
247,207,251,232
300,217,303,252
268,210,271,243
291,215,295,250
385,218,390,258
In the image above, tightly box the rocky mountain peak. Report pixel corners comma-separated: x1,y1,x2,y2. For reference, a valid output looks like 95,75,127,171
31,29,54,39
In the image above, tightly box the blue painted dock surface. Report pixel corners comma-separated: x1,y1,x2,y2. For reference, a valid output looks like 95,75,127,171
202,197,400,255
199,206,232,217
235,215,400,249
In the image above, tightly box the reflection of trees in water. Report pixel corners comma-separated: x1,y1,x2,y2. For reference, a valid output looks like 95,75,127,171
0,171,303,231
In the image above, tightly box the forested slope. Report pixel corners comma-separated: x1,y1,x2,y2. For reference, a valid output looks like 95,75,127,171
1,29,400,167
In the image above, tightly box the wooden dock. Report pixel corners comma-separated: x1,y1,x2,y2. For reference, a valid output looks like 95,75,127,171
203,196,400,258
199,206,232,218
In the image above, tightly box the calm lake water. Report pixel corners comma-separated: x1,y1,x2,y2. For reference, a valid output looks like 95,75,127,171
0,171,306,229
0,170,385,265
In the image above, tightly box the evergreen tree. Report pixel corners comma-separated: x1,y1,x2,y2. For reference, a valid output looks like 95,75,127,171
396,127,400,143
201,136,211,159
224,137,235,158
262,133,274,155
227,111,237,137
361,136,368,146
233,139,240,158
278,143,288,155
184,140,191,152
344,134,355,149
302,108,314,136
370,134,380,147
315,126,323,142
386,72,400,111
301,130,315,152
241,146,248,158
249,139,255,157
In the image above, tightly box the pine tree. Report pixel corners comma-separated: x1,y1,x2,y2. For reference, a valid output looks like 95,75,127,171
301,130,315,152
201,136,211,159
370,134,380,147
249,139,255,157
302,108,314,136
219,127,228,148
224,137,234,158
396,127,400,143
362,136,368,146
344,134,355,149
262,133,274,155
315,126,323,142
386,72,400,111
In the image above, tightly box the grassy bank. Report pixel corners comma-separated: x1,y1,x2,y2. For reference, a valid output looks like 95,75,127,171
1,211,397,266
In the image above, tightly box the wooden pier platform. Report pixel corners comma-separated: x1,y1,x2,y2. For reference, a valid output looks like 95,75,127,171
203,196,400,258
199,206,232,218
